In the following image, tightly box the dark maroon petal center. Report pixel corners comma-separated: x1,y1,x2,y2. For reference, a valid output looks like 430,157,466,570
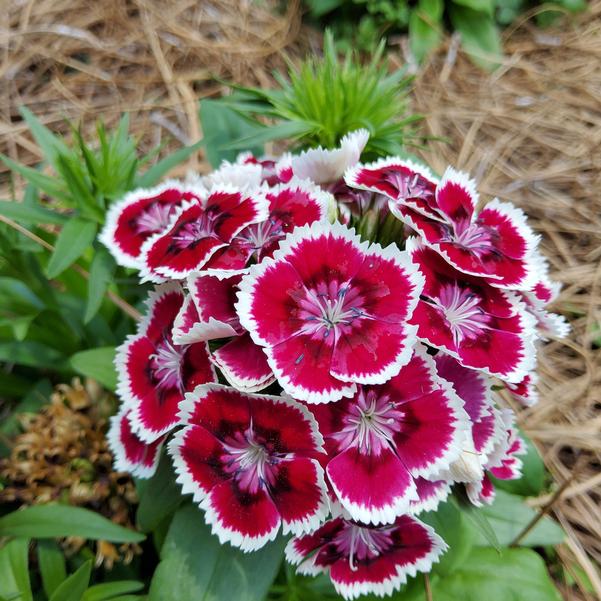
297,280,366,340
424,283,490,346
330,389,404,456
444,218,496,257
383,169,434,203
134,202,177,235
149,335,188,392
332,522,395,568
170,209,222,250
220,426,288,495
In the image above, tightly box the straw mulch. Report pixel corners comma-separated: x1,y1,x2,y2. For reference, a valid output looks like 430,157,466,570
1,0,600,598
411,7,601,600
0,0,308,181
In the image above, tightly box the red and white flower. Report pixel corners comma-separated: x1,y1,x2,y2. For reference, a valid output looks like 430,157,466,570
100,181,202,268
169,384,329,551
116,283,216,442
310,347,468,524
140,186,268,282
285,515,445,600
205,179,331,272
345,157,440,221
107,405,165,478
407,238,536,383
236,221,424,403
409,478,452,515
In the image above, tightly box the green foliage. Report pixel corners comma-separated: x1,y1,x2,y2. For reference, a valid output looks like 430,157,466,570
148,504,285,601
214,30,418,157
0,504,145,543
0,537,144,601
0,110,200,402
305,0,588,70
473,490,564,547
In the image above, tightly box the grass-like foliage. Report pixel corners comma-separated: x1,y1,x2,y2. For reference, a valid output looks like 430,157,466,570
0,111,202,399
218,30,420,157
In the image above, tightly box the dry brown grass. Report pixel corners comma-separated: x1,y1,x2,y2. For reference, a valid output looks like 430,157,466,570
0,0,310,180
1,0,600,598
411,6,601,599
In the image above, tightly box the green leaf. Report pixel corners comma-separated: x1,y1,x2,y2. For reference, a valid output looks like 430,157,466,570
0,200,68,225
20,107,70,168
221,120,314,152
49,561,92,601
0,341,66,370
69,346,117,390
474,490,564,547
38,540,67,599
0,505,145,543
149,504,284,601
136,454,182,533
199,99,265,167
430,547,562,601
0,538,32,601
82,581,144,601
84,249,116,322
493,433,545,497
455,496,501,551
452,0,494,17
0,155,70,202
421,501,475,576
46,218,97,279
136,140,204,188
409,0,443,62
449,6,502,71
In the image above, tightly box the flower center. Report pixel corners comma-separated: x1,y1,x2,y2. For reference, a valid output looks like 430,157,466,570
333,523,394,571
428,283,490,347
450,220,494,256
222,429,276,495
149,336,187,391
383,170,433,203
171,209,219,249
237,217,285,259
298,281,365,339
330,389,404,456
135,202,175,235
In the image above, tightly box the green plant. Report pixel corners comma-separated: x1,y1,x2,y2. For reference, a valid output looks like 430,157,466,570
0,111,202,401
213,31,420,158
305,0,588,70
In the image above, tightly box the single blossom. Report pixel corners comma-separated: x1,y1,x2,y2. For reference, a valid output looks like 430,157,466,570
205,179,331,272
107,404,165,478
140,186,268,282
310,347,468,524
344,157,440,221
348,163,540,289
116,283,216,442
407,238,536,383
169,384,329,551
285,515,445,600
236,221,424,403
100,181,203,268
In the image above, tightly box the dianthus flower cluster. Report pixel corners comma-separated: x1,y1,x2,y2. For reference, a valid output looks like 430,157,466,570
102,131,567,599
